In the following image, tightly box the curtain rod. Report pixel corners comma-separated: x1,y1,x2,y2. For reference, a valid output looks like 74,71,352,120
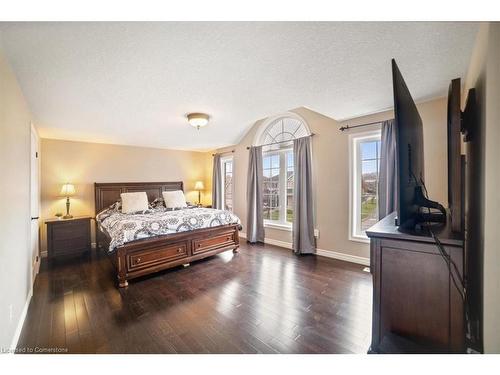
246,133,315,150
339,121,382,132
212,149,235,157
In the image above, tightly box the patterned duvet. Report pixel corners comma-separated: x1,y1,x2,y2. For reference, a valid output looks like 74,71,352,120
96,206,241,252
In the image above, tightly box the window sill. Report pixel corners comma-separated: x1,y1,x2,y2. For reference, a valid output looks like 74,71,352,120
349,234,370,244
264,221,293,232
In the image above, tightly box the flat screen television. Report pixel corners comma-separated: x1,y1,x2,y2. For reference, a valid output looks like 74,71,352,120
392,59,446,229
447,78,464,233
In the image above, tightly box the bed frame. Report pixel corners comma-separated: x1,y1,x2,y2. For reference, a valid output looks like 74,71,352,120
94,182,240,287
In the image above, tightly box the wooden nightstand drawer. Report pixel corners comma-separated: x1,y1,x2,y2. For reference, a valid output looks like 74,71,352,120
46,217,91,259
52,222,88,240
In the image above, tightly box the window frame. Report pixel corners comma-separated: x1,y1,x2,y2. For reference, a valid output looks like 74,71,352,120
263,148,293,231
255,112,311,232
220,155,234,211
349,130,382,243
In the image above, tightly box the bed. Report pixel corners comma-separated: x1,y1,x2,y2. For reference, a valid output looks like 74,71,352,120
94,181,240,287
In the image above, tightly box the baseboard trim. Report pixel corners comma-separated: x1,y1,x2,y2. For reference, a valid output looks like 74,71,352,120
315,248,370,266
263,237,293,250
239,232,292,250
239,231,369,266
9,287,33,353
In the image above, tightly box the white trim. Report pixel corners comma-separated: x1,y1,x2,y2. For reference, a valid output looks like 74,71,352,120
264,221,292,231
348,129,382,242
220,155,234,211
29,122,41,289
262,148,294,227
9,287,33,353
238,232,292,249
316,248,370,266
239,232,369,266
350,235,371,244
262,237,293,250
252,111,311,147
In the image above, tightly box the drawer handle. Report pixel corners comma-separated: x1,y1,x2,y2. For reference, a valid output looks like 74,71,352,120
226,236,231,241
177,247,183,253
197,243,201,247
135,257,141,264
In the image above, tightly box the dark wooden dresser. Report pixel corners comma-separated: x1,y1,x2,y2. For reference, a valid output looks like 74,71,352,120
46,216,92,259
366,212,465,353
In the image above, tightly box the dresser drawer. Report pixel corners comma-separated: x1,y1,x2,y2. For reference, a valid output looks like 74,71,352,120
192,231,236,255
127,242,188,271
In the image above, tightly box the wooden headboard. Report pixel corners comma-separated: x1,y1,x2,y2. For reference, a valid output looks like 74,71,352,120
94,181,183,214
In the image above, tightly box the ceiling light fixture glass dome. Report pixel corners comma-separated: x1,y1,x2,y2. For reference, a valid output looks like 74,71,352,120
187,113,209,130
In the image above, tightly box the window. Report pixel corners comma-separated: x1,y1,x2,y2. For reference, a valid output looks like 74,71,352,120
221,156,233,211
350,131,381,241
257,115,309,229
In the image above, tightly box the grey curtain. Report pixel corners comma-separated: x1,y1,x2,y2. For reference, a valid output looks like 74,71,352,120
246,146,264,243
378,119,398,219
212,154,223,209
292,136,315,254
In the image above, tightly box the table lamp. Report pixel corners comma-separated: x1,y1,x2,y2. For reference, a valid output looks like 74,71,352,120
60,183,76,219
194,181,205,206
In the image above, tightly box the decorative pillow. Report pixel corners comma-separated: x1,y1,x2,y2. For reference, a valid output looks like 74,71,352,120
162,190,187,209
120,192,149,214
109,201,122,211
150,197,165,209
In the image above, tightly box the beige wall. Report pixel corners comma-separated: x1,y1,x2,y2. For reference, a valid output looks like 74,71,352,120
463,22,500,353
0,46,33,349
341,98,449,207
40,139,212,253
217,98,448,260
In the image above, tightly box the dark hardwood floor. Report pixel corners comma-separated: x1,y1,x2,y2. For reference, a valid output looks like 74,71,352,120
16,242,372,354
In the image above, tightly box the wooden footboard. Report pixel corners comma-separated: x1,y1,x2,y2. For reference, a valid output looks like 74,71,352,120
110,224,240,287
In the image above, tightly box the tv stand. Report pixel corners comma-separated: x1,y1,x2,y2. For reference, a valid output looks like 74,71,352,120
366,212,465,353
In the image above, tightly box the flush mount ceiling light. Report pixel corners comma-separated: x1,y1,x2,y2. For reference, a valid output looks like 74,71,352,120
187,113,209,130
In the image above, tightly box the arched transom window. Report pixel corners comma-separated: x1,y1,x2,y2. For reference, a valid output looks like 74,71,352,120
258,116,310,151
256,115,310,228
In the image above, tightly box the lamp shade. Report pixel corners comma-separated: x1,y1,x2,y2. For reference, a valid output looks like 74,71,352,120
60,183,76,197
194,181,205,191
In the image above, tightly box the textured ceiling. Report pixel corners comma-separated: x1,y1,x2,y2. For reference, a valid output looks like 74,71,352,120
0,22,478,151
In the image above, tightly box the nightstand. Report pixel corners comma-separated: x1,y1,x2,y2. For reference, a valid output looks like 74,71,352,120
46,216,92,259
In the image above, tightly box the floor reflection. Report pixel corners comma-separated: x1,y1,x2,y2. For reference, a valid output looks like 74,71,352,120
18,243,372,353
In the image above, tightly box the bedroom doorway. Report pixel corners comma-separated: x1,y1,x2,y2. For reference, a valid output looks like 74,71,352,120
30,123,40,284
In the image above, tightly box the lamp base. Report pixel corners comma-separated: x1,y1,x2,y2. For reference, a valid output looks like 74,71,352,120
64,197,73,220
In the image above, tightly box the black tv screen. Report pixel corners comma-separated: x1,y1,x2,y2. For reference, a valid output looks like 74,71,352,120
392,59,425,229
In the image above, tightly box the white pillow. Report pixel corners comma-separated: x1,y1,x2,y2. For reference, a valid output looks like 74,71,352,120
162,190,187,209
120,192,149,214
